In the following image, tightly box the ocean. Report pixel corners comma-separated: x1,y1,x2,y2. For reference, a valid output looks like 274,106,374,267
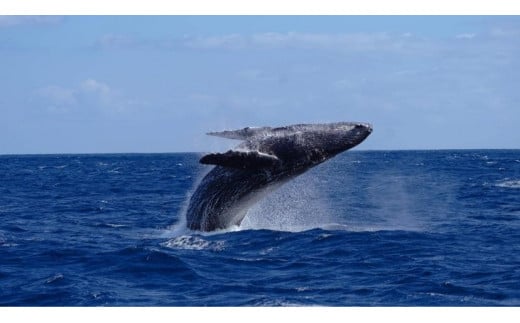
0,150,519,306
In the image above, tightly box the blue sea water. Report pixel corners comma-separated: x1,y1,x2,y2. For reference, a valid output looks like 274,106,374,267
0,150,519,306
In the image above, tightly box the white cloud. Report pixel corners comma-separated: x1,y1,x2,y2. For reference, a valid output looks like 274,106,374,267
95,31,429,54
183,33,247,50
81,79,111,95
35,79,143,114
282,32,390,49
182,32,404,52
95,33,139,49
0,16,63,27
455,33,476,39
490,27,520,38
80,78,120,109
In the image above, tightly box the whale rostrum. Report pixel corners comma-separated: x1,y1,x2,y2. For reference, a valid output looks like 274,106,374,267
186,122,373,232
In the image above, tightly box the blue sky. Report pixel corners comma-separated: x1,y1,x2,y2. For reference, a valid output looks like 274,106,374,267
1,15,519,153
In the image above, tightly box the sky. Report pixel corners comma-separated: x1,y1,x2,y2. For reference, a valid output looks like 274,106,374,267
1,15,519,154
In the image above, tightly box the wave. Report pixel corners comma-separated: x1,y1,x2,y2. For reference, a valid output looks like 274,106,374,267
496,179,520,189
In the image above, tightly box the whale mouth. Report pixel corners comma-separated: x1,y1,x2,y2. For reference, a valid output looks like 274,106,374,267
336,122,372,133
337,123,372,150
356,123,373,133
347,122,372,135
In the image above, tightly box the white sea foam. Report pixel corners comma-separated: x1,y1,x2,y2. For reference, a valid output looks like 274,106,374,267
104,223,127,228
496,179,520,189
250,299,308,306
0,231,18,247
45,273,64,284
318,222,423,233
162,235,225,251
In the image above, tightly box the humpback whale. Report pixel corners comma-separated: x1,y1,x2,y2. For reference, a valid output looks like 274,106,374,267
186,122,372,232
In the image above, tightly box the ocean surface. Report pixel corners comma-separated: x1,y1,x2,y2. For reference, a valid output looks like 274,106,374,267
1,150,519,306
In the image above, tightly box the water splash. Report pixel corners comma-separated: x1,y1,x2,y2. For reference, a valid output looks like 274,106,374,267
241,171,335,232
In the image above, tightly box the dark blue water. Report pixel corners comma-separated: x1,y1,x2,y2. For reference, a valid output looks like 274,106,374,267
1,151,519,306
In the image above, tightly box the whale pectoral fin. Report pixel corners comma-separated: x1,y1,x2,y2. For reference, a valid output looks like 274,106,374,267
207,127,273,140
200,150,280,169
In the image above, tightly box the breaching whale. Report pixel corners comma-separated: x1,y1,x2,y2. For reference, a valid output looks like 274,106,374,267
186,122,372,232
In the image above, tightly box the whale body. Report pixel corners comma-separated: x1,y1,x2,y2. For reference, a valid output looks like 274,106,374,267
186,122,373,232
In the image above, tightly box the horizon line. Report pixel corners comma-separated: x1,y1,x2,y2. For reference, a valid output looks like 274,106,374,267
1,148,519,157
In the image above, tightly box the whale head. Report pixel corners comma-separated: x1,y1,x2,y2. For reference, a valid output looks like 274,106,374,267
314,122,373,157
250,122,373,169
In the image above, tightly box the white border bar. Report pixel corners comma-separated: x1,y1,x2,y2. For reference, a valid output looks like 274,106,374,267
0,0,520,15
2,307,520,323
